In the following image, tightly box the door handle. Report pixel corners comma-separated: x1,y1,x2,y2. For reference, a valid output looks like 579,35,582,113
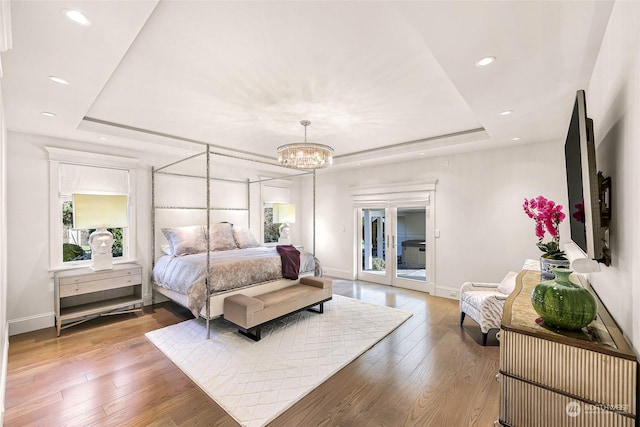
386,235,389,248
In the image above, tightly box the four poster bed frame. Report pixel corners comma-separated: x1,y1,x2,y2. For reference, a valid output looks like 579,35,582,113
151,147,320,338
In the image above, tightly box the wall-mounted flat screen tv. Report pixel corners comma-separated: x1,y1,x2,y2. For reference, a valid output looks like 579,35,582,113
564,89,605,262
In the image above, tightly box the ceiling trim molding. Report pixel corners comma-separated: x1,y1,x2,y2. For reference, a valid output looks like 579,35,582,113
80,116,277,163
334,128,487,165
46,146,139,168
350,179,438,196
349,179,437,205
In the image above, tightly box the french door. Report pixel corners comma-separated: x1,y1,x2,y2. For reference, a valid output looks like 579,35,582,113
357,202,434,293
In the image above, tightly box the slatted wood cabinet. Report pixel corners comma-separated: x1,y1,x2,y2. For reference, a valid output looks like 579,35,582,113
54,263,143,336
499,269,637,427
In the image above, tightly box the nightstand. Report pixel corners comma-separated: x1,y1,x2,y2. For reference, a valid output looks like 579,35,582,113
54,263,143,336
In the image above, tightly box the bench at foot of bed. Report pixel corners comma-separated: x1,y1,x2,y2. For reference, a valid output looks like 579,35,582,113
223,276,333,341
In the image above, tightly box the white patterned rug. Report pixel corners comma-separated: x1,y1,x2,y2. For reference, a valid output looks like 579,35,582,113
146,294,412,427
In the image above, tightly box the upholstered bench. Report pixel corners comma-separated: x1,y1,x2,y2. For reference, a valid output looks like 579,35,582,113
223,276,333,341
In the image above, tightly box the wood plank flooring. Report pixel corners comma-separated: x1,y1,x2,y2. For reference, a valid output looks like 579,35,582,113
5,280,500,426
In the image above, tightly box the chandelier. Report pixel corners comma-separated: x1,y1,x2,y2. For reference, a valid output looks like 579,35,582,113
277,120,334,169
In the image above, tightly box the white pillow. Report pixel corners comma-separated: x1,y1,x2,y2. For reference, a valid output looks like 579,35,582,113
162,225,207,256
497,271,518,295
232,226,260,249
208,222,237,251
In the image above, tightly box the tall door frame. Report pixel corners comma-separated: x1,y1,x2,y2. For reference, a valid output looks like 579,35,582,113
351,180,437,294
391,202,435,293
356,201,435,294
357,206,390,285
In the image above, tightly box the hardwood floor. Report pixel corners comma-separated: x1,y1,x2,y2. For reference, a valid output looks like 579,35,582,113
5,280,500,426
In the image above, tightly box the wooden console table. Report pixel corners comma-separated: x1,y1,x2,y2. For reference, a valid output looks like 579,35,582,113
499,269,637,427
54,263,143,336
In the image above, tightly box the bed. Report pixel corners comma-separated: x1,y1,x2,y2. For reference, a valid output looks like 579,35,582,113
151,148,320,338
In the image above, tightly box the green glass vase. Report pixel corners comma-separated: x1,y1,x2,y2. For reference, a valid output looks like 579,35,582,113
531,268,597,330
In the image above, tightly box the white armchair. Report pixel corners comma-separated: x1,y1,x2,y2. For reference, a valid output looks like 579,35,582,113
459,271,517,345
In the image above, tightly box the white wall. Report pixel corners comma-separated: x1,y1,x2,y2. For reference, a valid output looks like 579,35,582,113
304,140,568,291
586,1,640,352
0,76,9,425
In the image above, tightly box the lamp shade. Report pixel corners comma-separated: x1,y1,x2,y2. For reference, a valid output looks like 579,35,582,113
273,203,295,224
73,194,129,229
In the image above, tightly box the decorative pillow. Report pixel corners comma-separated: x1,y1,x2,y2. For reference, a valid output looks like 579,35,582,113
208,222,237,251
497,271,518,295
162,226,207,256
232,226,260,249
161,244,172,256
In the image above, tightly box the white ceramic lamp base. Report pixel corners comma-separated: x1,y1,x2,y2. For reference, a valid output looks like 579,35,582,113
89,228,114,271
278,223,291,245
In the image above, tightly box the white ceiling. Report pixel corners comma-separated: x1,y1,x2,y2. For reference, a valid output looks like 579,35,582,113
0,1,614,168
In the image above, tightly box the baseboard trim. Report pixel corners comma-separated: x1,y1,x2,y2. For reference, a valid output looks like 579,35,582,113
322,268,355,280
1,323,8,425
8,312,55,336
435,285,460,300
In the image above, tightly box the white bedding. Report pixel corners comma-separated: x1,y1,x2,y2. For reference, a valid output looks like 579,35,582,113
152,247,316,316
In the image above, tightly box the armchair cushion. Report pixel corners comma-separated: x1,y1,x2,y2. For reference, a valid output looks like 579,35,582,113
497,271,518,295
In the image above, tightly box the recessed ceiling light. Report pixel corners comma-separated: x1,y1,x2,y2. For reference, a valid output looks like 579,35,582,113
63,9,91,26
475,56,496,67
48,76,69,85
500,110,513,116
419,153,425,156
512,137,521,141
98,137,108,141
41,112,56,117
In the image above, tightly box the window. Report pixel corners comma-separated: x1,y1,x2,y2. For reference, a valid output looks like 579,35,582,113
61,200,124,262
260,180,291,244
263,203,280,243
47,147,138,269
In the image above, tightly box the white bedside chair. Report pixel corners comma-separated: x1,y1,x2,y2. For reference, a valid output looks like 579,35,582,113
459,271,518,346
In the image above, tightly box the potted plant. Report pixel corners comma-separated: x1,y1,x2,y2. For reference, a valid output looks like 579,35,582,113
523,195,570,279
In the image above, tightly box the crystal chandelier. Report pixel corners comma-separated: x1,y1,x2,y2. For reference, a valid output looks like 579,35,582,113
277,120,334,169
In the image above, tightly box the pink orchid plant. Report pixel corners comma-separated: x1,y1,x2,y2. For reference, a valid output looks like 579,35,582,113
523,195,568,260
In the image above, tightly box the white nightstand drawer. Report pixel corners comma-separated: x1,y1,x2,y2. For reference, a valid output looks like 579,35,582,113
59,267,140,287
59,273,142,297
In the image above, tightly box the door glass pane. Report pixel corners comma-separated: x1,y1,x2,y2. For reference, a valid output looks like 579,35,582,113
396,206,426,282
361,208,386,274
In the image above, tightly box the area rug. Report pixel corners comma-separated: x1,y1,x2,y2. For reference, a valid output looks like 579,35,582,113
145,294,412,427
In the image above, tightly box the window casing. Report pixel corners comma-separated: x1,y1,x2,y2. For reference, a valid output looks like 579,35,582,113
47,147,138,270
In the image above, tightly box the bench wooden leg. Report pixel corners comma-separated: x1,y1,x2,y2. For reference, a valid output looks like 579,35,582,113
307,302,324,314
239,327,261,341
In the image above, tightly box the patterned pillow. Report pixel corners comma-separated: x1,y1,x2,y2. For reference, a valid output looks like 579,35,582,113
208,222,237,251
162,226,207,256
232,226,260,249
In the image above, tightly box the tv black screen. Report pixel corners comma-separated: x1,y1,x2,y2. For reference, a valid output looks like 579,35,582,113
564,90,603,261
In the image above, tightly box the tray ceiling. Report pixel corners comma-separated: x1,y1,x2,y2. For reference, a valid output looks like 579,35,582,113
0,1,614,167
